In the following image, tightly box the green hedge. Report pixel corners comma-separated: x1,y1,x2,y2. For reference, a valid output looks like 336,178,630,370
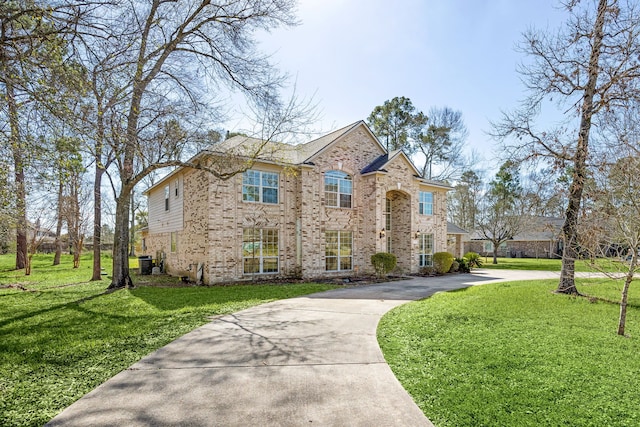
433,252,454,274
371,252,397,278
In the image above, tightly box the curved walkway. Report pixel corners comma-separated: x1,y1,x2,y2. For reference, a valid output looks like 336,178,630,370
47,269,571,426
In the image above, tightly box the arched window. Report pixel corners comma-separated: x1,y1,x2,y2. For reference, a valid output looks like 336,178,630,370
324,171,352,208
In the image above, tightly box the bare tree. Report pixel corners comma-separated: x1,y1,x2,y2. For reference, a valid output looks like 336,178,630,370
448,169,484,231
64,171,89,269
414,106,468,181
71,1,312,289
493,0,640,294
520,168,567,218
1,1,88,270
476,162,525,264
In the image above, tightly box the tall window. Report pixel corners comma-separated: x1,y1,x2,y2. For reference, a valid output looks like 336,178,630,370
325,171,352,208
170,232,177,253
325,231,353,271
419,191,433,215
243,170,279,204
164,186,170,211
174,179,179,197
385,197,392,253
243,228,279,274
419,233,434,267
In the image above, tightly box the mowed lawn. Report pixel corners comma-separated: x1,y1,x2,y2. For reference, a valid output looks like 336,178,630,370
480,256,631,272
378,279,640,427
0,253,336,427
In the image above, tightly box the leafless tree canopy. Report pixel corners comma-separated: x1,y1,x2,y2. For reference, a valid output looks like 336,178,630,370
492,0,640,294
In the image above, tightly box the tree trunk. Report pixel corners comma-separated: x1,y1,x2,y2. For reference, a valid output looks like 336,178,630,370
6,78,27,270
69,177,81,269
556,0,607,295
53,180,64,266
493,247,498,264
109,190,133,289
91,166,104,281
128,191,136,257
618,255,636,336
25,253,32,275
73,235,83,269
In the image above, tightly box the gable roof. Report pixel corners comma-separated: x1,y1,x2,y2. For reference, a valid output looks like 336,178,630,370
361,150,453,190
205,121,385,165
298,121,386,163
145,121,453,192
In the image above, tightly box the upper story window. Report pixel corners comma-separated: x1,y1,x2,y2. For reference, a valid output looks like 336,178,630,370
325,170,352,208
164,186,170,211
242,170,279,204
419,191,433,215
174,179,179,197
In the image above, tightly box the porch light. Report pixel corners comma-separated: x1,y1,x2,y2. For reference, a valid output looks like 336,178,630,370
415,230,421,239
379,228,386,239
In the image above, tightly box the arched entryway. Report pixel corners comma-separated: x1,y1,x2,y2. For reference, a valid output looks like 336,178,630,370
385,190,412,272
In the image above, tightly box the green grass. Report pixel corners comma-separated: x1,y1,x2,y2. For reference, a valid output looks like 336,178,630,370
378,279,640,427
480,256,630,272
0,253,336,427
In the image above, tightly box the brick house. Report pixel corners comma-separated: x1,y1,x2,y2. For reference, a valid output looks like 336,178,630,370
143,121,451,284
465,216,564,259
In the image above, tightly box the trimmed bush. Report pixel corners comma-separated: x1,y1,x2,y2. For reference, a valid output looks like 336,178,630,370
449,259,460,273
433,252,454,274
464,251,483,269
371,252,397,278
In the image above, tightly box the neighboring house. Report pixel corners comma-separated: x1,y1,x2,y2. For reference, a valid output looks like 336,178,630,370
143,121,452,284
446,222,469,258
26,221,59,253
466,216,564,259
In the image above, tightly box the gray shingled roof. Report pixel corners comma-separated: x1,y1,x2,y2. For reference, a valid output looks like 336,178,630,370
470,216,564,241
447,222,468,234
208,121,366,165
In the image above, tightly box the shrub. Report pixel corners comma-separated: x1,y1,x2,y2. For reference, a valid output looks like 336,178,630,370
433,252,454,274
464,251,483,269
449,260,459,273
455,257,471,273
371,252,397,278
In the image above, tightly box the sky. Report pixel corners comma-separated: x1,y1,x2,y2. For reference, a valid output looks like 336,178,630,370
226,0,567,169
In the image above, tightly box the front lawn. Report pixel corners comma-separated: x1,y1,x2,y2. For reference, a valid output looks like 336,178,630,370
0,253,336,427
480,256,628,272
378,279,640,427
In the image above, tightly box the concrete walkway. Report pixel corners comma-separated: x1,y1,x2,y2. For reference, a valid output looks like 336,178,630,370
46,269,569,427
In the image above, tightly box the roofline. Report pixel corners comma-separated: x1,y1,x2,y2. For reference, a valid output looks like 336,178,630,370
304,121,387,163
143,167,183,195
415,177,453,190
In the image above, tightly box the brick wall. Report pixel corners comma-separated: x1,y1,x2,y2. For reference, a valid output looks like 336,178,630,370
145,123,451,283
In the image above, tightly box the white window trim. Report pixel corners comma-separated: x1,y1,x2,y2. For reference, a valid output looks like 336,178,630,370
324,170,353,208
325,230,353,271
243,228,279,274
419,191,433,216
419,233,434,267
242,170,279,204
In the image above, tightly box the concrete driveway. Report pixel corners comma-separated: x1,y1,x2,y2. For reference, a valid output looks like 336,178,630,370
46,269,565,427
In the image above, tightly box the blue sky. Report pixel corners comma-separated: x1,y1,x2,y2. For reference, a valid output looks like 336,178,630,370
230,0,567,168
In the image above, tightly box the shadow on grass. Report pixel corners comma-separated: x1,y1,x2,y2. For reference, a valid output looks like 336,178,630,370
0,291,111,328
130,285,299,311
